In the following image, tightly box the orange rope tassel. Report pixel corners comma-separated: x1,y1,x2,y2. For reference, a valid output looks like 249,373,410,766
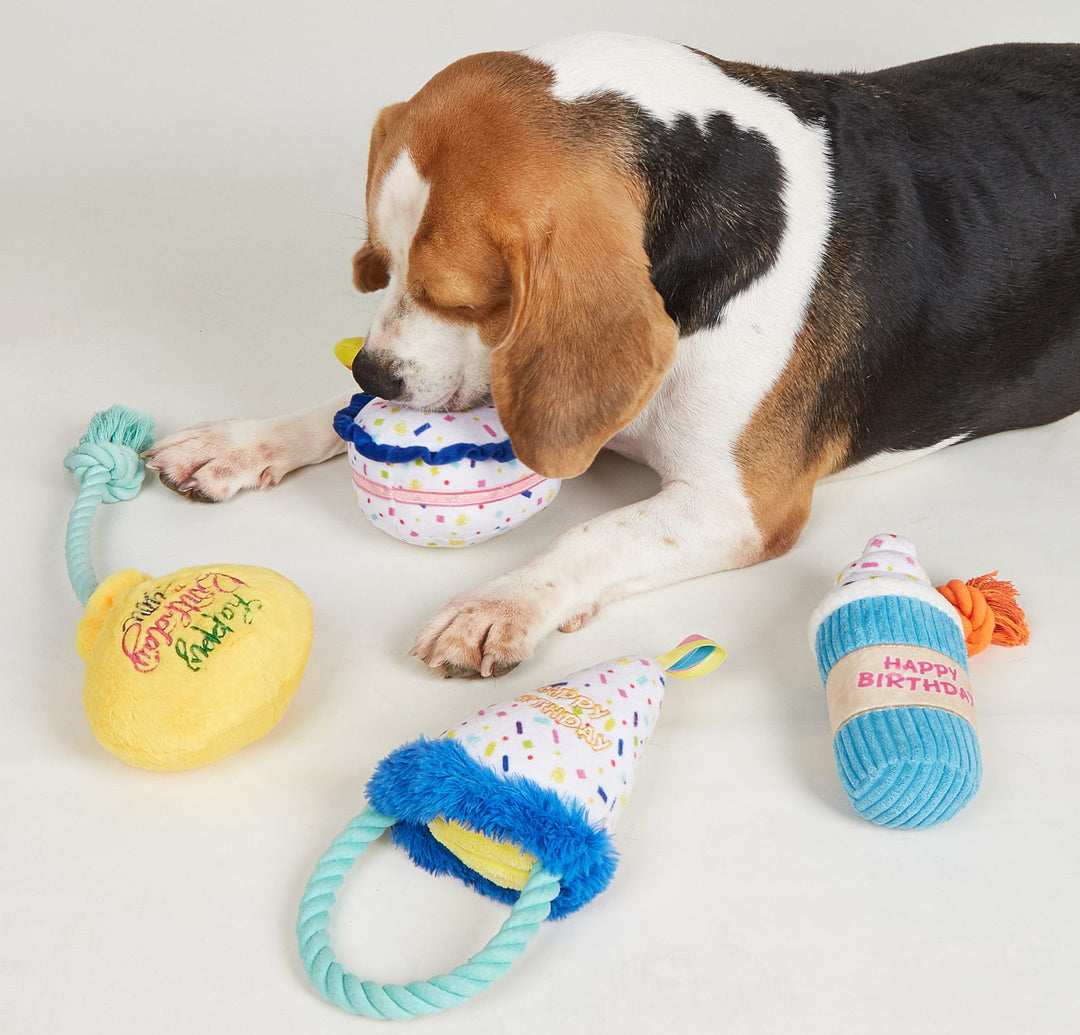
936,572,1030,656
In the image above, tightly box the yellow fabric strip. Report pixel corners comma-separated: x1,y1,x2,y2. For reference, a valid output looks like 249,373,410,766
655,635,727,679
427,817,537,891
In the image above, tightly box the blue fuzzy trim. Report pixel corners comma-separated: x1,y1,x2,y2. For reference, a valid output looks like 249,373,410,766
333,394,518,465
367,737,618,919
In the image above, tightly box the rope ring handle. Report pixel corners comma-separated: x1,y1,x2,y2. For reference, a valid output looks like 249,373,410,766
297,805,562,1020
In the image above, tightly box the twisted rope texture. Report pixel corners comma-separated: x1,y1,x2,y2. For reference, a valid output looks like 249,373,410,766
297,805,561,1019
64,406,155,606
936,573,1030,656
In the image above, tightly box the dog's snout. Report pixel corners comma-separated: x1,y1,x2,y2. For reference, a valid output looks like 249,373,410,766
351,349,405,400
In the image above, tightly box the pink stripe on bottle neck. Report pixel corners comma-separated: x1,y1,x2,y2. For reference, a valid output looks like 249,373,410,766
351,467,550,507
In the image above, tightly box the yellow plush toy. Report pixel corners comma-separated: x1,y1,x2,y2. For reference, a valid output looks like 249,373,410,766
65,407,312,771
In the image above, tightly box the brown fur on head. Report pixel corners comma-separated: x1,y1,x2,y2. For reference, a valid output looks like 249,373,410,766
350,52,677,478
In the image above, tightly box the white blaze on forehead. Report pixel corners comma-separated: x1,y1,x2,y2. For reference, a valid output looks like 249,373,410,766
365,146,492,411
375,148,431,271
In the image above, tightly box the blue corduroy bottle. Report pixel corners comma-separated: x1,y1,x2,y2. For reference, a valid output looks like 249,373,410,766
809,534,981,829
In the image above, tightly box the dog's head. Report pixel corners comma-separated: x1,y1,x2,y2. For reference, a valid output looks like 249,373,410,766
351,51,677,478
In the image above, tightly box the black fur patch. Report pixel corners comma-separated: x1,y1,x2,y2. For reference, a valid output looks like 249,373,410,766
628,111,786,335
712,43,1080,462
562,94,788,335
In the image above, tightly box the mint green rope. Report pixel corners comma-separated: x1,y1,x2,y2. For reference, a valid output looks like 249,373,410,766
64,406,156,606
297,805,561,1019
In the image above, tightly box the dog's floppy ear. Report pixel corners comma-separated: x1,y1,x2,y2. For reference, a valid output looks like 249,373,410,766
352,243,389,292
352,103,408,293
492,175,677,479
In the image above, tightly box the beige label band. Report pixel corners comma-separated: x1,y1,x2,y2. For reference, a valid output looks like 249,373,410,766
826,645,975,734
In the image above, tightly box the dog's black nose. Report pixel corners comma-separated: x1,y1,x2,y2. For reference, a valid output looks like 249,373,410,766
351,349,405,400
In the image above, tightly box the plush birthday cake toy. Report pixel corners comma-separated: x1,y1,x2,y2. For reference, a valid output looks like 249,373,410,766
332,338,560,547
297,635,725,1019
809,533,1028,829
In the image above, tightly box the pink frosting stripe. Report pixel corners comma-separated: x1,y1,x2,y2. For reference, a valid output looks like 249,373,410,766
351,467,548,507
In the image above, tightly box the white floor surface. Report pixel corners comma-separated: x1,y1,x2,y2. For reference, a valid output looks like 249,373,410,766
3,3,1078,1033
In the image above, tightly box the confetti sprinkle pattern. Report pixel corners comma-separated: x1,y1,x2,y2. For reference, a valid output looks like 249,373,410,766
341,398,560,547
443,656,666,829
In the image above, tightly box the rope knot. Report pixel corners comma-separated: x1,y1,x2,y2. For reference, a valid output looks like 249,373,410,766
64,441,146,503
936,573,1030,656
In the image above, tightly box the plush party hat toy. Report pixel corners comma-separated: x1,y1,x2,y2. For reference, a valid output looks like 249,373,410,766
65,406,313,770
809,533,1028,829
296,635,725,1020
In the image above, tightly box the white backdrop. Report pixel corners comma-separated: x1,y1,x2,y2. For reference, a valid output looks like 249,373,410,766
3,3,1079,1033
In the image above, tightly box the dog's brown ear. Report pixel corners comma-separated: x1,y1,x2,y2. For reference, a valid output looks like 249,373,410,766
352,243,389,292
492,175,677,479
352,103,407,293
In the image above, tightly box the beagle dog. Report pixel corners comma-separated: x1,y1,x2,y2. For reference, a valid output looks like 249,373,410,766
145,32,1080,677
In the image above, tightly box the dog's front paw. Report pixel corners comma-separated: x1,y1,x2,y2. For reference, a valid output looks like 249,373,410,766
412,588,550,678
143,420,287,503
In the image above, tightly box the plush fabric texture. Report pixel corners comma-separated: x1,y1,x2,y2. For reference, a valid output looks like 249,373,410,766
447,655,666,829
367,737,618,919
813,595,969,685
78,564,312,770
809,567,962,644
426,817,539,891
334,394,560,547
334,393,518,465
833,707,982,828
810,536,982,830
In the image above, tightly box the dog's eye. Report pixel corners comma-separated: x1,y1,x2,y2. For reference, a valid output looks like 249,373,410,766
432,295,476,311
433,296,479,313
411,282,482,313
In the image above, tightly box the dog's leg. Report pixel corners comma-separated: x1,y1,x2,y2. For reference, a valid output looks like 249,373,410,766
143,395,351,502
412,478,789,677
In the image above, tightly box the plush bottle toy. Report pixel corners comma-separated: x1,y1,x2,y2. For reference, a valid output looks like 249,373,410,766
296,635,725,1019
809,533,1028,829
